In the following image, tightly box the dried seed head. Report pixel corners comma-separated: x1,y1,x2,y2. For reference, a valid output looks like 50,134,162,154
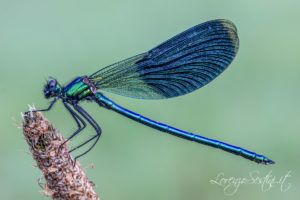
22,110,99,200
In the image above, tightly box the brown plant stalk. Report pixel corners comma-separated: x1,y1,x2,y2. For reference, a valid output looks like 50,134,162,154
22,106,99,200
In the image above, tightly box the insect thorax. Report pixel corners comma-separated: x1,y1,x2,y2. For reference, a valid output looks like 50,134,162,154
64,77,94,100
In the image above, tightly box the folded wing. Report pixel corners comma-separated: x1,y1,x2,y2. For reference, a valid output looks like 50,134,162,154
90,19,239,99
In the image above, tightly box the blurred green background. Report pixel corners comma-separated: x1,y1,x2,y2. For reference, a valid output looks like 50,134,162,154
0,0,299,199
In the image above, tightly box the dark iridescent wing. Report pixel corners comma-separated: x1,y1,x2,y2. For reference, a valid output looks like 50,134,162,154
90,19,239,99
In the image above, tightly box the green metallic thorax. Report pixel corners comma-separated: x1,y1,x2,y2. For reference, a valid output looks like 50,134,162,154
64,77,93,100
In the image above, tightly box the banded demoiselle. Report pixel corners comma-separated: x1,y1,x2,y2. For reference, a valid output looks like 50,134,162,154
34,19,274,164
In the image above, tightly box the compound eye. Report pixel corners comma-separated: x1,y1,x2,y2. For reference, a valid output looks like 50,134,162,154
48,79,57,87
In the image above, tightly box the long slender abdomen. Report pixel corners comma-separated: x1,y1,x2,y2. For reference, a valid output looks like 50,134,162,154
95,93,274,165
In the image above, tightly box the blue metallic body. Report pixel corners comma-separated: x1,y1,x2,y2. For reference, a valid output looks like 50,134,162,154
37,19,274,164
95,93,273,164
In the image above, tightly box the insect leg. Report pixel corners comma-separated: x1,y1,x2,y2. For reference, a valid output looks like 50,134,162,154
70,104,101,160
36,96,59,112
59,102,87,148
57,102,87,155
63,101,82,130
26,97,58,115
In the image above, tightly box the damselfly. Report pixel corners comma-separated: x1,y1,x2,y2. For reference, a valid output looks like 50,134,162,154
34,19,274,164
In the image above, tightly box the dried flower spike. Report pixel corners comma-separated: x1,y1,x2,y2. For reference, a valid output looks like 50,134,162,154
22,108,99,200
